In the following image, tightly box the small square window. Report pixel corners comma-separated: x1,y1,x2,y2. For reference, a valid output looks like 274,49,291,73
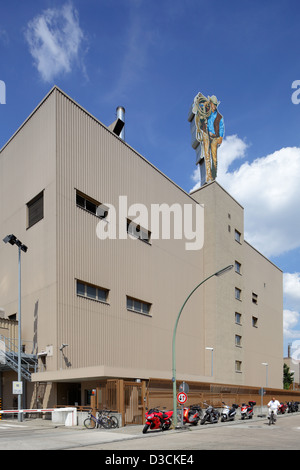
77,281,85,296
235,312,242,324
97,289,107,302
235,261,241,274
76,194,85,209
27,191,44,228
127,219,151,243
235,230,241,243
235,287,241,300
86,285,97,299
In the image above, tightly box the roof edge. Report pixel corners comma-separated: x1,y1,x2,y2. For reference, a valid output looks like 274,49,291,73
0,85,59,153
1,86,198,204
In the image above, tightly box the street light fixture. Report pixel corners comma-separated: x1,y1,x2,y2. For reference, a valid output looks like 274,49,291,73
60,343,68,370
3,234,28,422
172,264,233,428
205,347,214,377
261,362,268,387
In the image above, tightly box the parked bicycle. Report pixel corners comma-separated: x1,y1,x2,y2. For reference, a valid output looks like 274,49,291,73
84,409,118,429
98,409,119,428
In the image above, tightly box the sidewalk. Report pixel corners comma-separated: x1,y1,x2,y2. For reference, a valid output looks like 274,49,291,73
0,412,299,450
0,407,276,433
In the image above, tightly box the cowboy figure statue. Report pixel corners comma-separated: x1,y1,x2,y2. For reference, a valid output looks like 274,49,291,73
189,92,225,184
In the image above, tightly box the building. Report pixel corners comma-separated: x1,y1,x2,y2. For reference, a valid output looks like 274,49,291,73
0,87,283,423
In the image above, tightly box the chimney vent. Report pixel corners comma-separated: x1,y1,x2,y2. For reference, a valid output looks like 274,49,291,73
108,106,125,141
116,106,125,141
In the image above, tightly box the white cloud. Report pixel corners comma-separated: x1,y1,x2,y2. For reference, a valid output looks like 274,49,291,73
25,2,86,83
191,136,300,258
283,309,300,339
283,273,300,340
283,273,300,306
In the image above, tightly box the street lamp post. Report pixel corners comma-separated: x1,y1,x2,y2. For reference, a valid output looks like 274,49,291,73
262,362,268,387
3,235,28,422
172,264,233,428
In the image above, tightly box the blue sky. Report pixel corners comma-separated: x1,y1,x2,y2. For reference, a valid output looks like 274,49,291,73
1,0,300,357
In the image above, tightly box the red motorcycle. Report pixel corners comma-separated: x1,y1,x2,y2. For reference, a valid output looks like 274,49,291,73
142,408,173,433
278,402,288,414
182,405,202,425
240,401,256,419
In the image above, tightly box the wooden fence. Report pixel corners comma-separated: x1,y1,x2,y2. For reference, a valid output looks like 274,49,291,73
145,378,300,411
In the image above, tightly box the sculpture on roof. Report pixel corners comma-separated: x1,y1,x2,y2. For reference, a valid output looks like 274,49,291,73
188,92,225,186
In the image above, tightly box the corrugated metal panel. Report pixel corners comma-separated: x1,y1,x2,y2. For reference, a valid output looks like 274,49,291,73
55,89,205,378
0,89,58,367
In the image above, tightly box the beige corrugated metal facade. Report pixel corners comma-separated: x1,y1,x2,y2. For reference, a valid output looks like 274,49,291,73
0,87,283,414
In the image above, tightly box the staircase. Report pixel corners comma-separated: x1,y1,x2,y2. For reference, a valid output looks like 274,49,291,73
0,335,38,381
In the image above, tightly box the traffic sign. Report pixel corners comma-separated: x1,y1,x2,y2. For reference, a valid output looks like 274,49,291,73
12,381,23,395
179,381,189,393
177,391,187,404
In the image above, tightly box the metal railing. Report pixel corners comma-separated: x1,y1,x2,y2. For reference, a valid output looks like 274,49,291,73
0,334,38,381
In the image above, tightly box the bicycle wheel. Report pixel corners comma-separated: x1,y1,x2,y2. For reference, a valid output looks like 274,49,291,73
110,416,119,428
84,417,96,429
100,417,112,429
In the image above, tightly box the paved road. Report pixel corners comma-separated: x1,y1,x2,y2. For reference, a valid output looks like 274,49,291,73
0,413,299,451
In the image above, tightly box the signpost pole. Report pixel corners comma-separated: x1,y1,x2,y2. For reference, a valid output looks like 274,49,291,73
172,266,233,428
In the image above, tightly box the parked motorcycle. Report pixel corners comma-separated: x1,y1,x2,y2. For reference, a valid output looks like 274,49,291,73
278,402,288,414
142,408,173,433
287,401,299,413
220,402,239,422
200,402,220,425
182,404,202,426
240,401,256,420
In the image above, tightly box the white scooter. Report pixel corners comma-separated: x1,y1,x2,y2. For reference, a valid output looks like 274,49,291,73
220,402,239,422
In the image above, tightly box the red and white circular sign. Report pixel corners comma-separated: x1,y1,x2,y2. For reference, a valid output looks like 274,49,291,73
177,391,187,404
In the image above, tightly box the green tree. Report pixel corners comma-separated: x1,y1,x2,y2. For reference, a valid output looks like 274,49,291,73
283,363,294,390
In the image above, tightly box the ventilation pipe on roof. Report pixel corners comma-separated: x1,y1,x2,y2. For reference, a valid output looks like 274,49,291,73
109,106,125,141
116,106,125,141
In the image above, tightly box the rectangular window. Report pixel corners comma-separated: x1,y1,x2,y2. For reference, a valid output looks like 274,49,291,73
235,360,242,372
235,335,242,347
252,316,258,327
126,296,151,315
252,292,258,305
76,190,108,219
235,312,242,324
76,280,109,303
235,229,241,243
27,191,44,228
235,287,241,301
127,219,151,243
235,261,241,274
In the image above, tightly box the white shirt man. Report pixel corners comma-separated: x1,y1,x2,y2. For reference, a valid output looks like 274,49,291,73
268,397,281,417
